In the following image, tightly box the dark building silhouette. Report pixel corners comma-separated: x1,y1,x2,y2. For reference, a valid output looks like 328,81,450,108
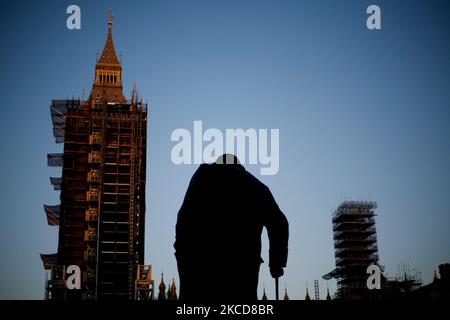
156,273,178,300
367,262,450,300
41,11,152,300
283,287,290,300
158,273,166,300
305,285,311,300
168,278,178,300
413,264,450,300
174,154,289,301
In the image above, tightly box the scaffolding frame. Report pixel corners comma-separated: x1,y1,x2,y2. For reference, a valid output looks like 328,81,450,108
43,97,148,300
332,201,379,299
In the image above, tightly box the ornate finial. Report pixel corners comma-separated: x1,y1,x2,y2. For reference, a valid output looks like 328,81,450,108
108,8,114,27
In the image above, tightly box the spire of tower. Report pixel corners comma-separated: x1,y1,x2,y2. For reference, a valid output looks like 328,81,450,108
90,10,125,103
305,283,311,301
158,273,166,300
168,277,177,300
97,9,120,67
326,284,332,300
159,273,166,288
283,286,289,300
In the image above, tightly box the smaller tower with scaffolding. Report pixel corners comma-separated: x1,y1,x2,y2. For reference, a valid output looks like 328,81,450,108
332,201,379,299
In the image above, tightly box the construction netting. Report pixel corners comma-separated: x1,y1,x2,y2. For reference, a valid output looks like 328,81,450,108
49,177,62,191
50,99,81,144
40,253,58,270
43,204,60,226
47,153,63,167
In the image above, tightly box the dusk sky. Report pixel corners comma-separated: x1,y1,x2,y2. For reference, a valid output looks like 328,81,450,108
0,0,449,299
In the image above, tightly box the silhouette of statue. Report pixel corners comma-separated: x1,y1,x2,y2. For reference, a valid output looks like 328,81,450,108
174,154,289,301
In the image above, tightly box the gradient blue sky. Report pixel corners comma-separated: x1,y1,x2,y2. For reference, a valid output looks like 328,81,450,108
0,0,449,300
